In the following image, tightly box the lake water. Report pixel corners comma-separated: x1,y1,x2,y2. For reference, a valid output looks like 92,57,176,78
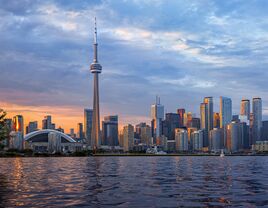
0,156,267,207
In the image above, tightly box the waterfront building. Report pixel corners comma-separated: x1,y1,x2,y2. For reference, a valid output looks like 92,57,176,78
13,115,24,137
240,121,250,149
192,130,203,151
84,108,93,145
9,131,24,150
261,121,268,141
48,132,61,153
177,108,185,127
226,121,242,152
26,121,38,134
77,123,84,139
220,96,232,128
102,115,118,146
209,128,223,152
252,141,268,152
188,127,197,150
240,99,250,120
123,124,134,152
204,97,214,132
151,96,164,141
252,97,262,143
90,18,102,149
175,128,188,151
24,129,82,153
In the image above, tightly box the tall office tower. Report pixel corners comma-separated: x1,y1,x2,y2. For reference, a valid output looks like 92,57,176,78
140,125,152,145
118,130,124,147
151,96,164,140
240,122,250,149
192,117,200,129
213,113,220,128
90,18,102,149
42,115,52,129
102,115,118,146
70,128,75,138
192,130,204,151
135,122,146,139
77,123,84,139
226,121,242,152
240,99,250,120
204,97,214,131
209,128,223,152
188,127,197,150
200,102,208,147
184,112,193,128
175,128,188,151
252,97,262,143
13,115,24,136
123,124,134,152
26,121,38,134
261,121,268,141
177,108,185,127
163,113,180,140
84,108,93,145
220,96,232,128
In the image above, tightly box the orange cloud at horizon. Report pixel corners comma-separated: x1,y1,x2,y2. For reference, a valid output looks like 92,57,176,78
1,101,151,134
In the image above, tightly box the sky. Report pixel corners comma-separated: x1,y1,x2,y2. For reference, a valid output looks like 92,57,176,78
1,0,268,132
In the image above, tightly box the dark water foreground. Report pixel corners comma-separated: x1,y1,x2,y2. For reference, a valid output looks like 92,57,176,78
0,157,267,208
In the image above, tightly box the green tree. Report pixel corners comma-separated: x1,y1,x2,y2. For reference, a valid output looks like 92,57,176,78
0,109,8,142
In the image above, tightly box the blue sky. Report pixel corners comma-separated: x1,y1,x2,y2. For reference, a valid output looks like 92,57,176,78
1,0,268,129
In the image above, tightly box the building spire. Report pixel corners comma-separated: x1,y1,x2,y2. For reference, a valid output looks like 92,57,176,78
94,17,97,44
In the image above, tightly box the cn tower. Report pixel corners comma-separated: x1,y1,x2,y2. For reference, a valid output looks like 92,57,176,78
90,18,102,149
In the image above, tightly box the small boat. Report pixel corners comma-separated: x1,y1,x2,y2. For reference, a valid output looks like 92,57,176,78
220,149,225,157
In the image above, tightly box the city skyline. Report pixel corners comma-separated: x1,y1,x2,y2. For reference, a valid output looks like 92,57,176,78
1,0,268,130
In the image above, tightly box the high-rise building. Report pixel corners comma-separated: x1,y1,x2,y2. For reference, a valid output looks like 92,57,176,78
252,97,262,143
84,108,93,145
175,128,188,151
226,121,242,152
213,113,220,128
163,113,180,140
102,115,118,146
70,128,75,138
261,121,268,141
77,123,84,139
26,121,38,134
151,96,164,140
240,99,250,120
192,130,204,151
135,122,146,140
220,96,232,128
184,112,193,128
200,102,208,147
192,117,200,129
123,124,134,152
13,115,24,136
204,97,214,131
42,115,52,129
188,127,197,150
177,108,185,127
140,125,152,145
209,128,223,152
90,18,102,149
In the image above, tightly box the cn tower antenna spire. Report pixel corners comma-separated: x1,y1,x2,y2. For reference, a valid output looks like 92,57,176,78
94,17,97,44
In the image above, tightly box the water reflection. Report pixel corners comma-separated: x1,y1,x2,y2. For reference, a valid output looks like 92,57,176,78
0,156,267,207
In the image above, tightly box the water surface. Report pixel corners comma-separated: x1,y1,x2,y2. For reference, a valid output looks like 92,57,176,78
0,156,267,207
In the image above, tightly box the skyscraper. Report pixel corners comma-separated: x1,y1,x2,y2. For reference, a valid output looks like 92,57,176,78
200,102,208,146
102,115,118,146
13,115,24,136
77,123,84,139
84,108,93,145
177,108,185,127
26,121,38,134
175,128,188,151
151,96,164,141
90,18,102,149
220,96,232,128
252,97,262,143
163,113,180,140
123,124,134,152
42,115,52,129
240,99,250,120
204,97,214,131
